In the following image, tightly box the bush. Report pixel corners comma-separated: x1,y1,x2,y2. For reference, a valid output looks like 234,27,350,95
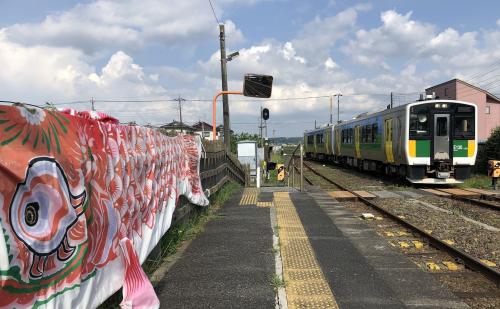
475,126,500,174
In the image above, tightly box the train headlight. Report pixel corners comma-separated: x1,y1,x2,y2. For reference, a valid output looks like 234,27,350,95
435,103,440,108
418,114,427,123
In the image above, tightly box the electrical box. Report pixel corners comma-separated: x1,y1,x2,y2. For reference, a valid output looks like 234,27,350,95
276,164,285,181
488,160,500,178
237,141,258,176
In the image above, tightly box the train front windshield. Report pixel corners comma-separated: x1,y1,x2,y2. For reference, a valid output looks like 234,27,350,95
409,105,430,137
453,105,474,138
409,103,475,139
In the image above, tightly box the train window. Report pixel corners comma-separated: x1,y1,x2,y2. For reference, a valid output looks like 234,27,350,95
410,105,429,136
307,135,314,144
457,106,473,113
436,117,448,136
349,128,353,143
454,116,474,137
372,123,378,142
365,125,372,143
316,133,324,144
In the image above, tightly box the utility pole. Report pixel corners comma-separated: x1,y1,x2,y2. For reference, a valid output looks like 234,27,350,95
219,24,230,149
333,93,343,123
259,106,263,147
329,95,333,124
390,92,393,108
91,97,95,111
176,96,186,133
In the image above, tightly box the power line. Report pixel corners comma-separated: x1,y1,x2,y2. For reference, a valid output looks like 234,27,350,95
208,0,220,25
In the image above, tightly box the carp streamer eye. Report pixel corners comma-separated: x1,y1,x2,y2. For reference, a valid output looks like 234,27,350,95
25,202,39,226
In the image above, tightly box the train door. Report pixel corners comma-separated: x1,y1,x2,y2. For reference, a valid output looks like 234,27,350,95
325,129,330,155
434,114,450,160
384,119,394,163
355,126,361,159
335,129,341,155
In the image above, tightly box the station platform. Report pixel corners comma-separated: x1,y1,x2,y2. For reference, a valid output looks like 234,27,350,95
155,187,469,309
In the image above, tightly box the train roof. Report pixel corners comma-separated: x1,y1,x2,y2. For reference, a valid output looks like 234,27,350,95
334,99,476,127
304,124,334,135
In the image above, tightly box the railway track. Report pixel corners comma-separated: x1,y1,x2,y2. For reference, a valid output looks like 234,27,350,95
448,194,500,212
299,160,500,286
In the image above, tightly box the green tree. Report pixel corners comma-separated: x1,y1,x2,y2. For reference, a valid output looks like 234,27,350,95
476,126,500,174
230,132,260,153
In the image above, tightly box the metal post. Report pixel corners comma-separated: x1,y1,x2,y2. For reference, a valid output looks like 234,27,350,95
259,106,263,146
219,24,231,150
211,91,243,141
337,94,342,123
329,95,333,124
91,97,95,111
256,166,261,188
291,157,295,188
300,144,304,192
177,96,185,133
390,92,393,109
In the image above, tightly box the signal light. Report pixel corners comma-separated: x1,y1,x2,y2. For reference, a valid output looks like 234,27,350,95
262,108,269,120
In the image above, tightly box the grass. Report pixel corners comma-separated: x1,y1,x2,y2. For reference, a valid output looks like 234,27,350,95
269,274,287,290
271,246,280,255
458,174,494,189
98,181,240,308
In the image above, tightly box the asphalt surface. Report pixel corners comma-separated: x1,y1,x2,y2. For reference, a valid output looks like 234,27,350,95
291,191,469,309
155,188,275,309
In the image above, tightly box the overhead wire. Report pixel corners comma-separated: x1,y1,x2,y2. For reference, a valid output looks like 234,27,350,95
208,0,220,25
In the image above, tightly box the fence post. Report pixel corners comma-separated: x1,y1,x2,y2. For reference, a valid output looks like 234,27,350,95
256,166,261,188
300,144,304,192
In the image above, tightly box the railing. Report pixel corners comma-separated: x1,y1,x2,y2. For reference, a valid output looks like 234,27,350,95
285,144,304,191
200,140,246,195
171,140,246,224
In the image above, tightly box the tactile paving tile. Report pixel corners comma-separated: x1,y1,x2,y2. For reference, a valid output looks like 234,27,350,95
256,201,273,207
239,188,259,205
273,192,339,309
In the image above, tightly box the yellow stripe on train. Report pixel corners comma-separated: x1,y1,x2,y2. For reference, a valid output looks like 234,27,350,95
468,140,475,157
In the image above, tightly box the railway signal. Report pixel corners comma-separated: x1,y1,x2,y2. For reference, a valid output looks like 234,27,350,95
262,108,269,120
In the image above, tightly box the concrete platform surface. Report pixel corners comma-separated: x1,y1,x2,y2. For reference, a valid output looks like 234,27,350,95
155,188,275,309
154,186,469,309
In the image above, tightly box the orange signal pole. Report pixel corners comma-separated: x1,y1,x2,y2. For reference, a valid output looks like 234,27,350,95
212,90,243,141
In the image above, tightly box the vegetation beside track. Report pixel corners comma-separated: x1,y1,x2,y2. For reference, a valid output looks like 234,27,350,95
99,181,240,308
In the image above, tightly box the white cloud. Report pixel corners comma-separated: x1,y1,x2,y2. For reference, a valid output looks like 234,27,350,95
0,31,163,107
292,5,370,63
4,0,246,54
324,57,338,70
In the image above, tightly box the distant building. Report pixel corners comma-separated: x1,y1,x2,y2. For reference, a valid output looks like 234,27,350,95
192,121,215,140
160,120,195,134
426,78,500,141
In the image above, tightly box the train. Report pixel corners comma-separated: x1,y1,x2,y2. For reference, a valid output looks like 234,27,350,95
304,99,477,184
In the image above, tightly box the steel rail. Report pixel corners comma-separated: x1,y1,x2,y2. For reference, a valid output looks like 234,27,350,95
301,160,500,286
451,195,500,212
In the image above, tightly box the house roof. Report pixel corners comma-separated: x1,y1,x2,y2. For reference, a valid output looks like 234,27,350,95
426,78,500,103
192,121,213,131
160,120,195,131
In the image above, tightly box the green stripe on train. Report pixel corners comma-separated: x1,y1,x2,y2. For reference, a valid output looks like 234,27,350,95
453,140,468,157
416,140,430,157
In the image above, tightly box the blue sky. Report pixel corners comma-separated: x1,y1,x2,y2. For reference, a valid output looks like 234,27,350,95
1,0,499,136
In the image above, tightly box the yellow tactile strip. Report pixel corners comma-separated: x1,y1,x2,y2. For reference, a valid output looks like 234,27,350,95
256,201,273,208
274,192,339,309
239,188,259,205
